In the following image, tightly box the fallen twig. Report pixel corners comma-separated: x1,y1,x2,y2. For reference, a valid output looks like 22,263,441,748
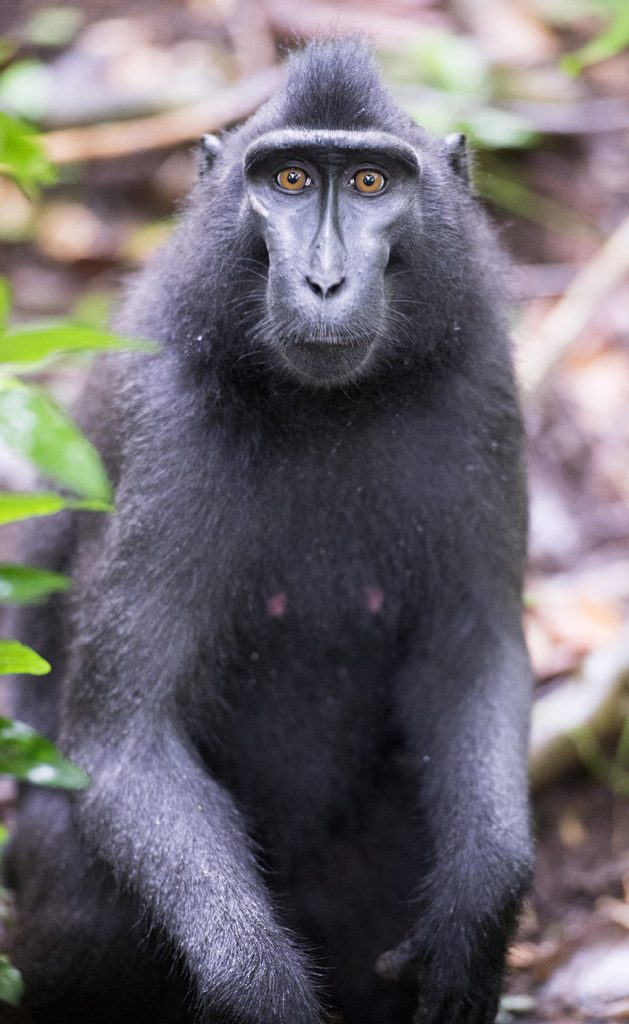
508,97,629,135
522,214,629,400
529,631,629,790
42,66,284,164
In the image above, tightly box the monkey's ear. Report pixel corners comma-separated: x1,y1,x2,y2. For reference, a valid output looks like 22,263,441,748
445,133,471,188
198,133,222,176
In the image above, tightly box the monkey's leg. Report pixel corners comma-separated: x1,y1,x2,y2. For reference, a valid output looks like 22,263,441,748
53,505,320,1024
380,617,533,1024
290,766,422,1024
2,789,192,1024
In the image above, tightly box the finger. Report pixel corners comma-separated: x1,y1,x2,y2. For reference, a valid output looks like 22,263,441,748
374,938,417,980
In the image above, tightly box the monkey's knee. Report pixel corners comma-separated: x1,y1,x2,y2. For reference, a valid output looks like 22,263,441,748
5,807,189,1023
7,916,191,1024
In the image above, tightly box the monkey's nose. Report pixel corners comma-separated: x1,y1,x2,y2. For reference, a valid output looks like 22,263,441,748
305,274,346,300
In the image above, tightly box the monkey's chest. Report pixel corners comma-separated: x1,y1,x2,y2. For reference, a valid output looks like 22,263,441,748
201,601,400,854
193,499,416,843
216,495,413,671
199,415,431,672
210,528,405,705
217,456,418,641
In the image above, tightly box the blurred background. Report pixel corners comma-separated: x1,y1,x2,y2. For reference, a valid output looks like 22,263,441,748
0,0,628,1019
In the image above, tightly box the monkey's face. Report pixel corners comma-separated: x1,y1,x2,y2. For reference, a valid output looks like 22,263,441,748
242,130,420,386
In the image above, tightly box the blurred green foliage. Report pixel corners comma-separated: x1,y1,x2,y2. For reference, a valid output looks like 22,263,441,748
562,0,629,73
0,111,56,195
0,718,89,789
0,378,111,502
384,30,538,150
383,9,626,226
21,6,84,48
0,492,111,525
0,954,23,1008
0,63,51,125
0,641,50,676
0,268,123,803
0,106,156,1004
0,565,69,605
0,323,147,368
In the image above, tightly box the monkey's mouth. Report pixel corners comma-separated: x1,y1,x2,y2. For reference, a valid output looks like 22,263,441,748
280,337,375,385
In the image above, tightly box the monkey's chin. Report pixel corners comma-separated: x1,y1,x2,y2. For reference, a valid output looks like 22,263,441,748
280,340,375,386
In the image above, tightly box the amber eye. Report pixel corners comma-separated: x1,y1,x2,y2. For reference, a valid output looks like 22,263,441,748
353,169,386,194
276,167,311,192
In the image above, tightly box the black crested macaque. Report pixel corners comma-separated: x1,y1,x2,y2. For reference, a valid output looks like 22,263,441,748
3,38,533,1024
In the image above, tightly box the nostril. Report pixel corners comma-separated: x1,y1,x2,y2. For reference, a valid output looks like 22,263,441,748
306,276,346,299
306,276,324,299
327,277,345,297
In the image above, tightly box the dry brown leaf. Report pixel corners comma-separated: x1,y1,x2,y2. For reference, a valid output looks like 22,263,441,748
597,896,629,931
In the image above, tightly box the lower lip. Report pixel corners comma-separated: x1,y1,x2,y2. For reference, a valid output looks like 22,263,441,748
282,340,373,383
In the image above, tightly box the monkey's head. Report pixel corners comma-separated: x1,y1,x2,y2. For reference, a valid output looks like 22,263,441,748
239,127,423,386
188,40,483,389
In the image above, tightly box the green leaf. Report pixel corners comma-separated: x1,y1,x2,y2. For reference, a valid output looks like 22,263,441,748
386,31,489,94
23,6,85,47
0,323,156,368
0,377,111,501
562,4,629,74
0,640,50,675
405,101,537,151
0,954,23,1007
416,33,488,94
0,60,50,122
0,278,11,333
0,41,15,66
0,564,69,605
0,111,56,195
460,107,537,150
476,169,591,235
0,717,89,789
0,492,112,525
71,290,113,330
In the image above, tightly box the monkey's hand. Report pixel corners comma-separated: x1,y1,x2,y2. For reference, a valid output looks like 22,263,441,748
196,920,322,1024
374,907,513,1024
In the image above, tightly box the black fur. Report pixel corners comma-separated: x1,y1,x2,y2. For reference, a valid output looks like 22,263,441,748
2,39,533,1024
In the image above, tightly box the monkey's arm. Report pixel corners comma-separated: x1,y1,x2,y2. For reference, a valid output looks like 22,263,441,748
381,603,533,1024
58,493,319,1024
